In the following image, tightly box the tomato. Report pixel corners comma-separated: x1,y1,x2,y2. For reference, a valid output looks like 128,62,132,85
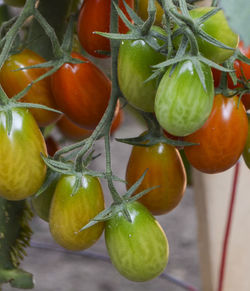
136,0,164,26
118,26,166,112
105,201,169,281
184,94,248,173
126,142,186,215
155,60,214,136
0,49,61,127
56,101,123,141
77,0,134,58
49,174,104,251
212,41,250,110
3,0,25,7
189,7,238,64
0,108,47,200
45,136,59,156
32,177,58,222
51,52,111,130
243,115,250,169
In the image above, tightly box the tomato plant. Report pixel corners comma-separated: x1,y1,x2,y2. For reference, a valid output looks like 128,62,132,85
187,7,238,64
51,52,111,130
126,141,186,215
118,26,166,112
105,201,169,281
155,60,214,136
0,108,47,200
136,0,164,26
243,115,250,169
77,0,134,58
0,49,61,127
184,94,248,173
49,174,105,251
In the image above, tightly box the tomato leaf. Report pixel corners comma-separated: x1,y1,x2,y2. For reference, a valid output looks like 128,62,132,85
220,0,250,46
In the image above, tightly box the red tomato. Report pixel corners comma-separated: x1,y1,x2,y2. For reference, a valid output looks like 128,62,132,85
0,49,61,127
184,94,248,173
77,0,134,58
51,52,111,130
45,136,59,156
212,41,250,110
126,141,186,215
57,101,123,141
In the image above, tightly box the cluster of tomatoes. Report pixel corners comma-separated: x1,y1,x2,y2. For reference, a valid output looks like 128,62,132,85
0,0,249,285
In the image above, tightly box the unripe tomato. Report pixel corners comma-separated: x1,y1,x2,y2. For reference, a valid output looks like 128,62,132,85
126,142,186,215
77,0,134,58
105,201,169,281
118,26,166,112
51,52,111,130
155,60,214,136
136,0,164,26
0,108,47,200
32,177,58,222
56,101,123,141
184,94,248,173
188,7,238,64
243,115,250,169
49,174,105,251
0,49,61,127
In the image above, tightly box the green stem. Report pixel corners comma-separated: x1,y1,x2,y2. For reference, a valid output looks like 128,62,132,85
27,0,74,59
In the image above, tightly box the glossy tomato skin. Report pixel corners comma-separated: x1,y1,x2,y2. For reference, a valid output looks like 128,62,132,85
0,49,61,127
56,101,123,141
136,0,164,26
0,108,47,200
105,201,169,281
243,115,250,169
189,7,238,64
155,60,214,136
51,52,111,130
49,174,105,251
184,94,248,173
77,0,134,58
118,26,166,112
126,142,186,215
32,177,59,222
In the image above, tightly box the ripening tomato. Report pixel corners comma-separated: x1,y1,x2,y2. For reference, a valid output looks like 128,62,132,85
243,115,250,169
49,174,105,251
0,108,47,200
136,0,164,26
77,0,134,58
105,201,169,281
126,141,186,215
184,94,248,173
57,101,123,141
0,49,61,127
212,41,250,110
51,52,111,130
32,176,59,222
45,136,59,156
118,26,166,112
155,60,214,136
188,7,238,64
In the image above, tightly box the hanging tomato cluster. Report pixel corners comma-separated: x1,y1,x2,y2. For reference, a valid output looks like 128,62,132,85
0,0,249,288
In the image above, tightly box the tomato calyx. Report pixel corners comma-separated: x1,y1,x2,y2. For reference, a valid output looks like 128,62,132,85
116,112,196,148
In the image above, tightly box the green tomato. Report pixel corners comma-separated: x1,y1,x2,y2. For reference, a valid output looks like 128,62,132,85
32,176,59,222
118,26,166,112
105,201,169,282
189,7,238,64
0,108,47,200
49,174,104,251
243,115,250,169
155,60,214,136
